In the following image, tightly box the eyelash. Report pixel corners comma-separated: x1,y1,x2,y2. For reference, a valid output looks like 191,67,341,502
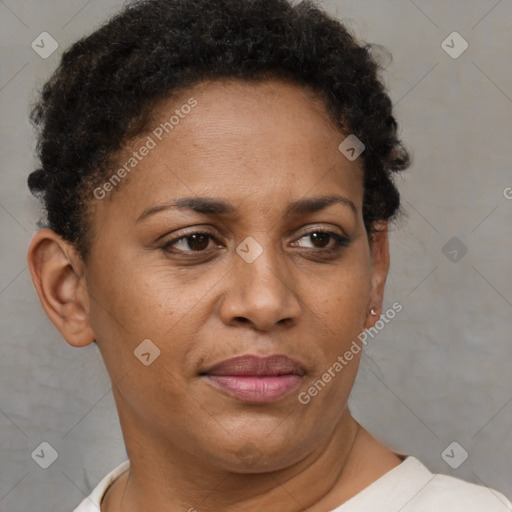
160,228,350,256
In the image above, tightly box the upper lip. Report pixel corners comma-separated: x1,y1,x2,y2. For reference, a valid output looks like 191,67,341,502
201,354,306,377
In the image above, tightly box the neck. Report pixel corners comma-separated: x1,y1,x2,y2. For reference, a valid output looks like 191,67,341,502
102,407,370,512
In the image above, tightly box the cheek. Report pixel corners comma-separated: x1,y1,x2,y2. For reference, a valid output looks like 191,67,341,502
87,258,212,378
299,264,370,411
90,259,175,333
86,264,196,418
312,254,371,334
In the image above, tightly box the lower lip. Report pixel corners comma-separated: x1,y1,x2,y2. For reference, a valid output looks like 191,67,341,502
203,375,303,403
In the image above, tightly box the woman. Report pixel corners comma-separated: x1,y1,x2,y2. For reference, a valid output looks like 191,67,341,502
26,0,512,510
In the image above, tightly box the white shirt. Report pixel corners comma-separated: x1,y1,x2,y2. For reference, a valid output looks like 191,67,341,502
73,456,512,511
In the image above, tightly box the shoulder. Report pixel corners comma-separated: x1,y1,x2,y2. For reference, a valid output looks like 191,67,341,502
397,457,512,511
72,460,130,512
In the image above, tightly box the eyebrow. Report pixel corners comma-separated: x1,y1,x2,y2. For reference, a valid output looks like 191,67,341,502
135,194,357,223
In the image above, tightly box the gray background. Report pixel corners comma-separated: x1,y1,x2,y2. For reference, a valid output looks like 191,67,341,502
1,0,511,510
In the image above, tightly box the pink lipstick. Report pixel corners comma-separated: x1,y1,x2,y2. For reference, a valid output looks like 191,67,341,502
201,354,305,403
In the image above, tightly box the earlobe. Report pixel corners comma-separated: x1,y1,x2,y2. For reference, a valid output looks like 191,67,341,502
27,228,95,348
364,221,390,330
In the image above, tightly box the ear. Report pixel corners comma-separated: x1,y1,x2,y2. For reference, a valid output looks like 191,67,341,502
26,228,95,347
363,221,390,330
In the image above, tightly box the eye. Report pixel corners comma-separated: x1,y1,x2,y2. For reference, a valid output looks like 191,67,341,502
162,231,218,253
160,228,350,256
293,229,350,251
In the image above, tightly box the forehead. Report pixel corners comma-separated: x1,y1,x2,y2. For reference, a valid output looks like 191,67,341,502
91,78,364,228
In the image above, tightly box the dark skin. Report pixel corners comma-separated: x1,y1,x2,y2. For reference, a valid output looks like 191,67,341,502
27,79,402,511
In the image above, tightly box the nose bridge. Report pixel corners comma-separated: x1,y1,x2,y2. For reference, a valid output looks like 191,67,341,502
220,233,301,330
237,232,290,296
237,234,285,289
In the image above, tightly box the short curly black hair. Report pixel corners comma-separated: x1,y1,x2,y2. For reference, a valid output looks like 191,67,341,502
28,0,411,262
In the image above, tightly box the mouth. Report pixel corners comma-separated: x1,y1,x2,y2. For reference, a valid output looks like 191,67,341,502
199,354,306,403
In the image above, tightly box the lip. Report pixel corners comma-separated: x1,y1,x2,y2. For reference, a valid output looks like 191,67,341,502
200,354,306,403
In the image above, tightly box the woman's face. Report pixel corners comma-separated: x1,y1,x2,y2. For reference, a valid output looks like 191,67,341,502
73,79,388,471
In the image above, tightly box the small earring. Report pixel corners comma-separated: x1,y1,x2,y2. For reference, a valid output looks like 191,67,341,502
370,307,377,316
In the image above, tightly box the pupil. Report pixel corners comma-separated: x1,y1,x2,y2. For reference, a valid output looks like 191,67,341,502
311,232,329,248
189,234,209,251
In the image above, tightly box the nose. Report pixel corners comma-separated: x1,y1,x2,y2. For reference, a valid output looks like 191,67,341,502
218,241,302,332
